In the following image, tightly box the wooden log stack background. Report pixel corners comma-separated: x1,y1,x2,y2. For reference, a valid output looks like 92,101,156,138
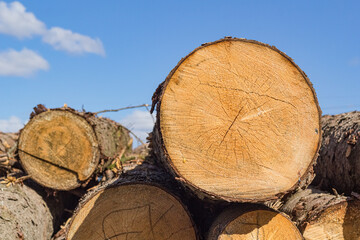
0,37,359,240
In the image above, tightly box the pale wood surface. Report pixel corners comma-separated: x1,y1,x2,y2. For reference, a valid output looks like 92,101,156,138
154,38,321,201
302,200,360,240
67,183,197,240
281,188,360,240
207,205,303,240
19,110,100,190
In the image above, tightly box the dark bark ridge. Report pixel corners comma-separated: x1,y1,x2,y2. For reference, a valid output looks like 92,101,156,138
313,111,360,194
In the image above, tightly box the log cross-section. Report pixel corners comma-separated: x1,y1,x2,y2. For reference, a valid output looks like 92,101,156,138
66,183,198,240
207,205,303,239
151,37,321,202
18,106,131,190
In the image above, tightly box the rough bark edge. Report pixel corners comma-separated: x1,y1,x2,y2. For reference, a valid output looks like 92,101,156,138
206,204,303,240
280,187,355,232
28,104,131,160
19,104,131,191
63,161,200,240
150,37,322,202
0,182,54,240
0,132,19,176
312,111,360,194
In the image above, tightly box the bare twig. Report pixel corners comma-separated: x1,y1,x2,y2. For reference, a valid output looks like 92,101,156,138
94,103,154,145
144,105,155,123
94,104,150,115
123,126,145,146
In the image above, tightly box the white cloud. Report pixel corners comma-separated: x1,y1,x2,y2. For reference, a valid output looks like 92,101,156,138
42,27,105,56
0,116,23,132
0,1,105,56
120,110,155,144
0,48,49,77
0,1,46,38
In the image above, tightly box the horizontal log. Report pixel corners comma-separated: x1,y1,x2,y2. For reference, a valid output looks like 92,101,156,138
18,105,131,190
312,111,360,194
281,188,360,240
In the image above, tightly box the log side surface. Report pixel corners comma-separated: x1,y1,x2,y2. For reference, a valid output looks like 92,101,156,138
312,111,360,194
151,37,321,202
0,132,18,175
0,183,54,240
281,188,360,240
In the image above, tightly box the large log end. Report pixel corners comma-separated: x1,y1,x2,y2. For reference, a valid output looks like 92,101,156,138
66,183,198,240
153,38,321,202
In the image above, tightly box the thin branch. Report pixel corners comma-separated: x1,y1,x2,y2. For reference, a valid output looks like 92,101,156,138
144,105,155,123
94,103,154,145
122,125,145,146
94,104,150,115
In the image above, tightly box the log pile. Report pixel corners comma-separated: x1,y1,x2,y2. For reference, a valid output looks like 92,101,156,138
0,37,359,240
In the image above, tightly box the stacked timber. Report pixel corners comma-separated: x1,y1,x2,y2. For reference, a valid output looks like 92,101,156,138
1,37,359,240
281,188,360,240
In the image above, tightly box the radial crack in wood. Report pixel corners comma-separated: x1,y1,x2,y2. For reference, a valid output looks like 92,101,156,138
66,183,197,240
152,37,321,201
18,106,131,190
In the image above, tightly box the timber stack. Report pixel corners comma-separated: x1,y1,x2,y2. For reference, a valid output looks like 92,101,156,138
0,37,359,240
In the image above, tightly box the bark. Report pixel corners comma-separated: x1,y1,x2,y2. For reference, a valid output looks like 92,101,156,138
150,37,321,202
207,204,303,240
0,183,54,240
63,161,199,240
281,188,360,240
312,111,360,194
18,104,131,190
0,132,20,176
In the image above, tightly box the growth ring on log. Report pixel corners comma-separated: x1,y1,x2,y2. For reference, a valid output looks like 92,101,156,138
19,110,99,190
67,183,197,240
156,38,321,201
302,200,360,240
207,206,302,239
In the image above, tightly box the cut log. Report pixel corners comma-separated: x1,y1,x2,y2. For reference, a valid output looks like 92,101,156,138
0,132,19,176
312,111,360,194
207,204,302,239
0,183,54,240
151,37,321,202
18,105,131,190
281,188,360,240
65,163,198,240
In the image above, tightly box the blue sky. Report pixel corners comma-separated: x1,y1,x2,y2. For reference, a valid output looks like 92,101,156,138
0,1,359,143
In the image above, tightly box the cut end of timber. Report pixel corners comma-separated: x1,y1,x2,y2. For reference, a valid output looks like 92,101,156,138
18,110,100,190
158,38,321,201
302,200,360,240
67,183,197,240
207,206,302,240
